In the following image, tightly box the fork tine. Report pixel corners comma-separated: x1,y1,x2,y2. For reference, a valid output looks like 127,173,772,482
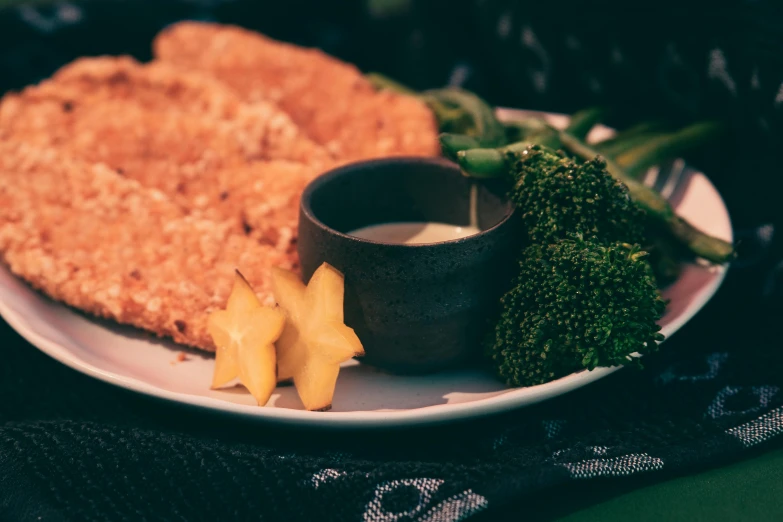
642,164,660,189
652,160,675,195
660,158,688,201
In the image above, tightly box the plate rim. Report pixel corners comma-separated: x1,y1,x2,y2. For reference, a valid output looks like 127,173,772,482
0,109,733,429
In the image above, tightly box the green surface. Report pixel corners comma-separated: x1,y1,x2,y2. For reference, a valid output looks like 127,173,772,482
556,447,783,522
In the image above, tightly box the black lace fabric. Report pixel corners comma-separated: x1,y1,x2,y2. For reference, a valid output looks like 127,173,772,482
0,1,781,520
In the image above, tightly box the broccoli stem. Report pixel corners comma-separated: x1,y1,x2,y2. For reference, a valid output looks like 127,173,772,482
456,129,559,177
565,106,608,140
457,148,509,178
615,121,725,178
557,131,734,263
458,130,733,263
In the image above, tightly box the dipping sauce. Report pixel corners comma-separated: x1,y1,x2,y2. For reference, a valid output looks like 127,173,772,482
349,222,481,245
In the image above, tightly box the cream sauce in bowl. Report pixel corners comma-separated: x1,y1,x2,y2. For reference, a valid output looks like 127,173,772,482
348,184,481,245
349,222,481,245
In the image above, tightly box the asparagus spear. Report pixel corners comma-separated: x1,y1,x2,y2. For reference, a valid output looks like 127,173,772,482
595,131,666,158
442,111,553,158
497,106,605,147
439,133,481,161
424,88,507,147
367,73,507,147
615,121,726,179
456,127,560,178
593,121,668,153
367,73,472,137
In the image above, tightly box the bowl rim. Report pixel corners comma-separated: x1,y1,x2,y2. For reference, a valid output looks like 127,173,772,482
299,156,517,248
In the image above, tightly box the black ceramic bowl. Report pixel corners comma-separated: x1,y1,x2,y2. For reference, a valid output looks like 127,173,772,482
298,157,523,374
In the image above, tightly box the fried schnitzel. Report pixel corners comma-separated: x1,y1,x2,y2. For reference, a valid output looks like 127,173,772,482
153,21,439,161
0,58,333,249
0,25,441,351
1,56,332,164
0,141,293,350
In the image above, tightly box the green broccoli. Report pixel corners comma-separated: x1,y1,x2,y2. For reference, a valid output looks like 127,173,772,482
487,238,666,387
507,145,646,245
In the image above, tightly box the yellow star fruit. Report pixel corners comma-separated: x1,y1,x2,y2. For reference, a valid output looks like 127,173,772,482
208,270,285,406
271,263,364,411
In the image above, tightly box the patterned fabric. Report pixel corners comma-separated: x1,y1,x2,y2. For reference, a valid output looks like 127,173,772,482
1,1,782,520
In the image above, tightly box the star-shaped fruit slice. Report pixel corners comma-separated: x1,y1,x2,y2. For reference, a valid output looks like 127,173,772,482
208,270,285,406
271,263,364,411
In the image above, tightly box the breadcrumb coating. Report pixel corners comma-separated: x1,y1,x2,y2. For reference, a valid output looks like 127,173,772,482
0,25,441,351
153,21,439,160
0,141,294,350
0,58,334,247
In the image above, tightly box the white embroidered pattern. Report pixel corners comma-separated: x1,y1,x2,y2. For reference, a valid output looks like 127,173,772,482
727,406,783,448
558,453,664,479
420,490,489,522
311,469,347,490
362,478,488,522
706,385,779,420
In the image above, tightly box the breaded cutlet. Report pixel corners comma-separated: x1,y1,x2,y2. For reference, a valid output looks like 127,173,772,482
48,55,250,120
0,75,332,247
1,56,332,165
153,21,440,161
0,141,294,351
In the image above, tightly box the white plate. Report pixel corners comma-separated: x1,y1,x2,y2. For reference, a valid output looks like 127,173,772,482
0,110,733,429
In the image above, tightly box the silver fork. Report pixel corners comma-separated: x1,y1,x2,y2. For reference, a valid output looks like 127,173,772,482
642,158,688,202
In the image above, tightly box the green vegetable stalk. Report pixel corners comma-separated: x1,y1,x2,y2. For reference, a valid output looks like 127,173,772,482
454,125,560,178
564,106,608,140
593,121,668,157
439,133,482,161
457,134,734,264
424,88,506,147
614,121,726,179
367,73,506,147
596,131,666,158
556,132,734,264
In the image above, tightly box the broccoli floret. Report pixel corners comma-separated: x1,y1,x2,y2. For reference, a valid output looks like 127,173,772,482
507,145,646,245
486,237,666,387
